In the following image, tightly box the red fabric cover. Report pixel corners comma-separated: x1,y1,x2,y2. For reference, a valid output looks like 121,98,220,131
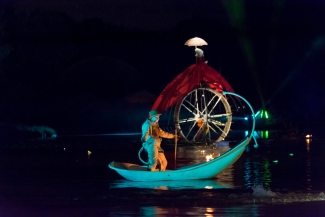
151,56,235,113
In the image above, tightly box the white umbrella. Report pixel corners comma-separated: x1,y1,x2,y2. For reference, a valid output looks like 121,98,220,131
184,37,208,47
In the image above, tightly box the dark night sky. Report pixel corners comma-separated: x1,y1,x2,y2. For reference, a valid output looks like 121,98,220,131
1,0,325,133
13,0,230,30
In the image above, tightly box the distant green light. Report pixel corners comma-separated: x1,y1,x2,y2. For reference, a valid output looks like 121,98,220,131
273,160,278,163
257,110,270,119
289,153,294,156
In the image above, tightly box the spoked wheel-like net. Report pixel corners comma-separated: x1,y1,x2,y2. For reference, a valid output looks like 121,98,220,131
174,87,232,144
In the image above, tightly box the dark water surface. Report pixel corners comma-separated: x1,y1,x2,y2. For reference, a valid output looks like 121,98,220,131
1,130,325,216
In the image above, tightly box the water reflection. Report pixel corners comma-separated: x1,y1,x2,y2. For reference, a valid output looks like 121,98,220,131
305,138,312,190
110,179,232,190
110,205,260,217
216,164,235,187
306,138,311,151
243,157,272,189
109,201,325,216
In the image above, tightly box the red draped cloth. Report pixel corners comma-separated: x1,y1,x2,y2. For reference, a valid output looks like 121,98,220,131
151,56,235,113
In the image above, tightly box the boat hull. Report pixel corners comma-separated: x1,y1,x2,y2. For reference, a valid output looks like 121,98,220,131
109,137,251,181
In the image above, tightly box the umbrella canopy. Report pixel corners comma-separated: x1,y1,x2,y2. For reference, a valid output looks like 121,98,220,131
184,37,208,47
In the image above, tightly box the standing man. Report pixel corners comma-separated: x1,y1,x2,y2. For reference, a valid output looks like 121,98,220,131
141,110,175,171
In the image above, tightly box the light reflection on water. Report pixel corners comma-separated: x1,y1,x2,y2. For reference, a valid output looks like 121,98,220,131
133,206,259,217
108,206,259,217
110,178,233,190
109,202,325,217
243,157,272,189
305,138,312,190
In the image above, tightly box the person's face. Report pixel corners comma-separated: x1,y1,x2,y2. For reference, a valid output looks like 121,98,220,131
150,115,159,123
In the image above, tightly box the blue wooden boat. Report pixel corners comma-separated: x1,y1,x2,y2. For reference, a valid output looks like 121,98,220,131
109,91,256,182
109,136,251,181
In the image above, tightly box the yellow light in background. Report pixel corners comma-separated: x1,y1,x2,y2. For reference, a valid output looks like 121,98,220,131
88,150,92,158
306,134,312,138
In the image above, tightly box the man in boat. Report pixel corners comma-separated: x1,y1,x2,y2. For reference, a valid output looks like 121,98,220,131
141,110,175,171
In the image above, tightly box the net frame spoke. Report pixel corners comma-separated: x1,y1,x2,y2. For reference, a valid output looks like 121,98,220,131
174,87,232,144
